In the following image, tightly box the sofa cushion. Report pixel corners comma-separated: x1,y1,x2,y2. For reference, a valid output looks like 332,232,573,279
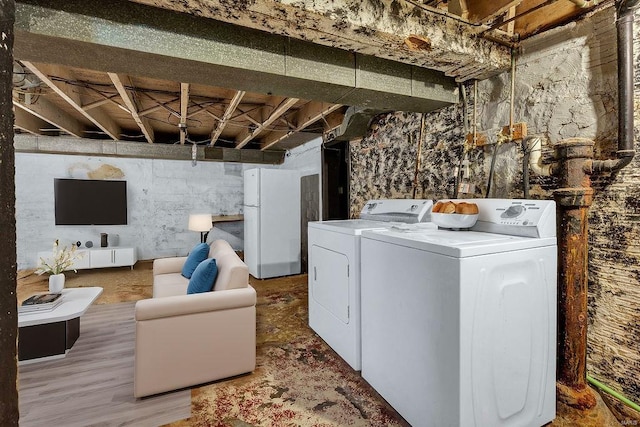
187,259,218,294
213,252,249,291
153,273,189,298
181,243,210,279
209,239,234,259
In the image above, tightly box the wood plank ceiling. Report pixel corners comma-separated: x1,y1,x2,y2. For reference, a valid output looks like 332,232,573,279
13,0,607,153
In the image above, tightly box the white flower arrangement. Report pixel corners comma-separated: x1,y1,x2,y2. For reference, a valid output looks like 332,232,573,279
35,240,83,275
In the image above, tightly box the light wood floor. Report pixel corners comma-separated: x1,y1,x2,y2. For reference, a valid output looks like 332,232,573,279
18,302,191,427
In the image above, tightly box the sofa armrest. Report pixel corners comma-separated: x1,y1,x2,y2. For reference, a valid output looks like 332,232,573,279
153,256,188,276
135,285,256,321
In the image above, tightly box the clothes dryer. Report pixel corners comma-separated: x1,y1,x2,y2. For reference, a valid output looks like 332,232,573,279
360,199,557,427
308,199,434,370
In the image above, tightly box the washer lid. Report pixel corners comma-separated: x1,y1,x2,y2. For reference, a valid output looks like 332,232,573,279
361,228,557,258
308,219,392,235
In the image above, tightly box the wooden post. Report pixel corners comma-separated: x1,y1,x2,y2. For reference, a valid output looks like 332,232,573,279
0,0,18,425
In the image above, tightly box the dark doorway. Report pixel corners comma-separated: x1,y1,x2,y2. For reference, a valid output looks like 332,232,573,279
300,174,320,273
322,140,349,220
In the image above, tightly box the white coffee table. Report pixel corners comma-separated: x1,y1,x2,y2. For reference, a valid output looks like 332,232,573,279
18,287,103,363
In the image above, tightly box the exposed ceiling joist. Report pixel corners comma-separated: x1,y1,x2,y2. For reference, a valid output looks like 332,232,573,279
210,90,245,147
13,98,85,137
82,95,118,111
108,73,155,143
260,102,342,150
236,97,299,149
21,61,121,140
514,0,586,37
180,82,189,144
466,0,524,23
13,107,50,135
138,98,178,117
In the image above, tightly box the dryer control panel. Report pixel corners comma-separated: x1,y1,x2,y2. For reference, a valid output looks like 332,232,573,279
458,199,556,238
360,199,433,223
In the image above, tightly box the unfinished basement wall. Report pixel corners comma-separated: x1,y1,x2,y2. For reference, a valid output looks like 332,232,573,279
350,7,640,407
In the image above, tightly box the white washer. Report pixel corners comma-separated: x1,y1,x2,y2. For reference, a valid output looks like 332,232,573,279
308,199,434,371
360,199,557,427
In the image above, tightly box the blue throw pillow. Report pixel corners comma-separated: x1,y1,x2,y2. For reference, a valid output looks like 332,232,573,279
181,242,210,279
187,258,218,294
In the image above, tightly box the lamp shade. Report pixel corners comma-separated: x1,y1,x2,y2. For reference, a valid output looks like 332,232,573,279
188,214,212,232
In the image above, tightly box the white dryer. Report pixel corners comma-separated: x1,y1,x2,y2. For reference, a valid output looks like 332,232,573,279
360,199,557,427
308,199,434,371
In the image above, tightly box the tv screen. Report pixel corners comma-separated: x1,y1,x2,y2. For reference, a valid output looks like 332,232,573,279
54,179,128,225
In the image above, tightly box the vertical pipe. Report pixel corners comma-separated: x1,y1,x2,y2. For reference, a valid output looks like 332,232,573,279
412,115,425,199
554,138,597,409
0,0,19,425
591,0,638,173
509,49,516,138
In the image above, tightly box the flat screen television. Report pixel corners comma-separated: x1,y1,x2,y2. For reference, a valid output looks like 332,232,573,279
54,178,128,225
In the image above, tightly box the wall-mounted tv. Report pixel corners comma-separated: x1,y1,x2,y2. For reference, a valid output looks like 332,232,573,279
54,179,128,225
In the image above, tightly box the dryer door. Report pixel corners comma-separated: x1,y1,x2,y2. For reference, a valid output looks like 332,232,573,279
310,245,350,324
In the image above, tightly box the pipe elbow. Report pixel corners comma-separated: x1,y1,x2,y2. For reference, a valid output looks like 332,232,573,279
591,150,635,173
527,136,554,176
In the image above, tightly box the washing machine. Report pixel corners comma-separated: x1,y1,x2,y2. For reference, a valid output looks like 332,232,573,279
308,199,434,371
360,199,557,427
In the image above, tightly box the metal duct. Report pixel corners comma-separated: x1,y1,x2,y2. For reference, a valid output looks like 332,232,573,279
592,0,640,173
327,107,389,142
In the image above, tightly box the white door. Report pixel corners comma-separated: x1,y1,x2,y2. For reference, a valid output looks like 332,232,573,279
259,169,301,277
244,168,260,207
244,205,260,277
311,245,349,323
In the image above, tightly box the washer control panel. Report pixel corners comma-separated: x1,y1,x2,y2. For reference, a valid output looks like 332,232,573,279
457,199,556,238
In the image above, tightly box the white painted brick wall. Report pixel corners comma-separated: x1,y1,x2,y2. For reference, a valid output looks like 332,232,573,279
15,137,322,269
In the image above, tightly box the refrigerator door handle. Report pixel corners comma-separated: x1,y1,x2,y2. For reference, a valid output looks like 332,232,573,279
314,266,317,281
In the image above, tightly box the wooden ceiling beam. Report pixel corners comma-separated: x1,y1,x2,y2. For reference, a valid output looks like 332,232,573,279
260,102,342,150
82,95,119,111
21,61,121,140
108,73,155,144
12,98,85,137
13,106,50,135
514,0,586,38
210,90,245,147
235,97,299,149
465,0,523,23
180,82,189,144
138,97,179,117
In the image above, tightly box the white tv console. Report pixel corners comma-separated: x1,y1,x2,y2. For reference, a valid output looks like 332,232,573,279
36,247,137,270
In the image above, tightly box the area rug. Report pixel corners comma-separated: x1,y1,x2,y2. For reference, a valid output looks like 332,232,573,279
167,275,409,427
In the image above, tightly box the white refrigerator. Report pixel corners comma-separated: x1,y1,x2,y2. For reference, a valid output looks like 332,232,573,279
243,168,301,279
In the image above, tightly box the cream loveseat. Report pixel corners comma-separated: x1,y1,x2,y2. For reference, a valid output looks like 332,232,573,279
134,239,256,398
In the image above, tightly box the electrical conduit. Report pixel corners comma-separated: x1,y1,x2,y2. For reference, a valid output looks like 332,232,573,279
587,375,640,413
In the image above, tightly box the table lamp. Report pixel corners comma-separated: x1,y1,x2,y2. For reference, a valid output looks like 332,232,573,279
188,213,212,243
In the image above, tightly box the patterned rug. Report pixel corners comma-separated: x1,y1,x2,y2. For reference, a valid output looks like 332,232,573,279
17,266,407,426
168,274,408,427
